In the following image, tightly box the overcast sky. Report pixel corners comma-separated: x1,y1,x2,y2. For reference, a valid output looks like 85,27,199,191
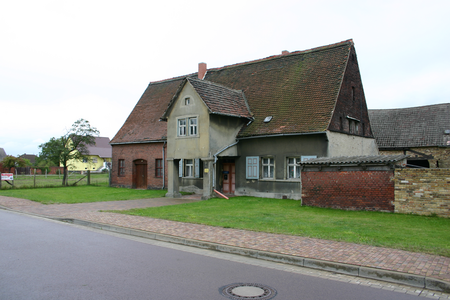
1,0,449,156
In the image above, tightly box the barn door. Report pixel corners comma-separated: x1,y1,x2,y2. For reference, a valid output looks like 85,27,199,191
133,159,147,189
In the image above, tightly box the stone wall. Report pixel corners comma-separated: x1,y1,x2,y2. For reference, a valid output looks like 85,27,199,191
394,169,450,217
380,147,450,168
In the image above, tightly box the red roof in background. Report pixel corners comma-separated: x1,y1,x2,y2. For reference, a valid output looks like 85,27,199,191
112,40,353,143
111,77,184,144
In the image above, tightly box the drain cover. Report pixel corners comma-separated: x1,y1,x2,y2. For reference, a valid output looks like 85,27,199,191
219,283,277,300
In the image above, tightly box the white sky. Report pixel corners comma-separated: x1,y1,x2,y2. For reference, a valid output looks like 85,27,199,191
1,0,449,156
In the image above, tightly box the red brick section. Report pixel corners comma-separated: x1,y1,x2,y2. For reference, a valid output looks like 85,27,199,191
111,143,167,189
328,46,373,138
302,171,394,211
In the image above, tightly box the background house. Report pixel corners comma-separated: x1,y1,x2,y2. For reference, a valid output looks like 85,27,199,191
111,40,379,199
0,148,6,162
67,137,112,172
369,103,450,168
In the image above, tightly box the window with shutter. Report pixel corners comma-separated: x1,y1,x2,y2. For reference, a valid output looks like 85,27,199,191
246,156,259,179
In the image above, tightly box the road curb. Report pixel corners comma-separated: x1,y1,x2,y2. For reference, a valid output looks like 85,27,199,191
55,217,450,293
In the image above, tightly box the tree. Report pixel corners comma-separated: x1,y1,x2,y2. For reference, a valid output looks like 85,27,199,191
1,155,30,172
38,119,99,186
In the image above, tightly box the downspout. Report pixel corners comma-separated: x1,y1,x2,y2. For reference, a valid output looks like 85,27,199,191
162,141,166,189
212,140,239,189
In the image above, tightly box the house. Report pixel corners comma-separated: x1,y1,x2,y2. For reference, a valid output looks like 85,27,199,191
0,148,6,162
369,103,450,168
67,137,112,172
111,39,379,199
19,154,37,164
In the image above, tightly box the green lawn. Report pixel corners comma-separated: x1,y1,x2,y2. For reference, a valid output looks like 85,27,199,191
116,196,450,257
0,186,167,204
0,173,109,189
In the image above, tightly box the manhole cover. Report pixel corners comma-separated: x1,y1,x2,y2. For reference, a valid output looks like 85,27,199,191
219,283,277,300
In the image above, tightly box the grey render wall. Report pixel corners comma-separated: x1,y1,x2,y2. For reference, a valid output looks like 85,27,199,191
234,134,328,199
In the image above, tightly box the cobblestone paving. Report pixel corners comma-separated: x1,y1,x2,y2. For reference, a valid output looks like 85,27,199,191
1,195,449,285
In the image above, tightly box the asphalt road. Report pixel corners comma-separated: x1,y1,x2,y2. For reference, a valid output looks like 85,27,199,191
0,209,426,300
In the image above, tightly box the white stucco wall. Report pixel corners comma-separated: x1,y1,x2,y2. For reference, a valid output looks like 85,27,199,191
326,131,379,157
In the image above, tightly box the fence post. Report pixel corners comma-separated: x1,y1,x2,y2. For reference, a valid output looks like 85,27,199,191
0,174,2,189
87,170,90,185
109,169,112,187
34,169,36,188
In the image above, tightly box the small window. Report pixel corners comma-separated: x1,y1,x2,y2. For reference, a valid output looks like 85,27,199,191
178,119,186,136
93,157,98,163
185,97,190,105
82,157,88,163
155,159,163,178
287,157,300,179
185,159,194,177
118,159,125,177
189,117,197,136
262,157,274,179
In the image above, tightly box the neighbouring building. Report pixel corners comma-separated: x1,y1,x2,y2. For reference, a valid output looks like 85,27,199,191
111,39,379,198
0,148,6,162
67,137,112,172
369,103,450,168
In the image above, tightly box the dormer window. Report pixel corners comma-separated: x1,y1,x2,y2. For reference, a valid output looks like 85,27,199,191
184,97,191,106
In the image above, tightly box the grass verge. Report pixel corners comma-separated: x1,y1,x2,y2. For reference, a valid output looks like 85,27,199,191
0,173,109,189
116,196,450,257
0,186,167,204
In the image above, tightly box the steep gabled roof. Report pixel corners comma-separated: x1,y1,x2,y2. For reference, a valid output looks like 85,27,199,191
86,137,112,158
205,40,353,137
161,77,252,120
113,40,354,143
369,103,450,149
111,77,186,144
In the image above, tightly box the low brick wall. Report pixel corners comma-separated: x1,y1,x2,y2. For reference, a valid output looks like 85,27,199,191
394,169,450,217
301,171,395,211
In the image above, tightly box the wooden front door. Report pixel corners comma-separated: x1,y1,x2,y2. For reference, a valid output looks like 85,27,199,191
133,160,147,189
222,163,235,194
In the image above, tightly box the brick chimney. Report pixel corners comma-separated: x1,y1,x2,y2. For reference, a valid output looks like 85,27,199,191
198,62,207,79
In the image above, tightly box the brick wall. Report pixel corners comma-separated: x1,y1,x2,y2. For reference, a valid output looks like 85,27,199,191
301,171,395,211
394,169,450,217
111,143,167,189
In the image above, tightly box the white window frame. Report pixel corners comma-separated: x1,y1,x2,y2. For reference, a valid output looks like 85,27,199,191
184,159,194,177
184,97,190,106
287,157,301,179
178,118,186,136
177,116,198,137
262,157,274,179
188,117,198,136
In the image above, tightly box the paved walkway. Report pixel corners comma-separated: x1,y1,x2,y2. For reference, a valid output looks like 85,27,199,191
1,195,449,285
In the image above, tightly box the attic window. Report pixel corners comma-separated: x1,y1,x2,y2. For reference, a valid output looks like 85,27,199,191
264,116,273,123
184,97,191,106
